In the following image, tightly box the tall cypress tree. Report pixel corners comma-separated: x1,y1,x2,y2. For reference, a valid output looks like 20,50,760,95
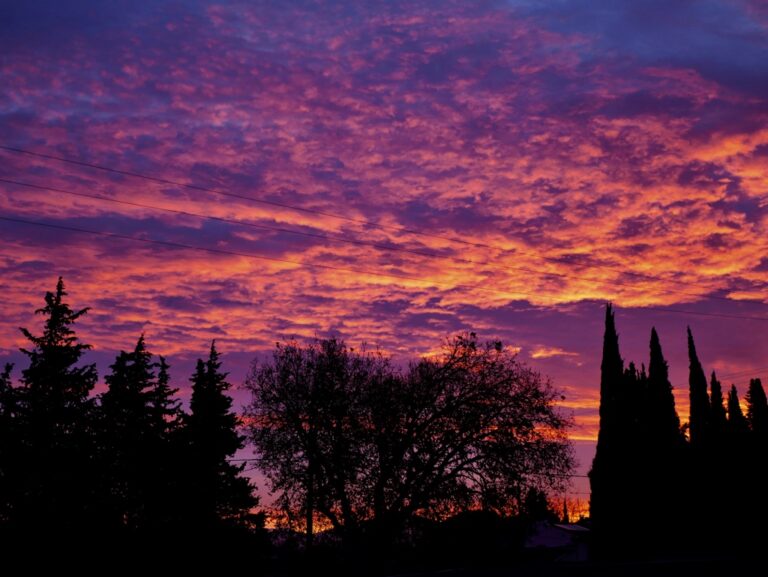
647,328,682,445
745,378,768,441
727,385,749,437
589,304,625,555
709,372,727,437
687,328,710,448
15,277,98,534
186,341,256,531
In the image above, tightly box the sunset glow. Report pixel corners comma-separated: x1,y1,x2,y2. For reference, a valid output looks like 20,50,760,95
2,1,768,502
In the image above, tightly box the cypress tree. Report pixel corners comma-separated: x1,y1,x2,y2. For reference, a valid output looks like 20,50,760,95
589,304,625,555
726,385,749,437
710,372,726,437
186,341,256,532
643,328,684,550
745,378,768,441
647,328,682,445
15,277,98,535
687,328,710,447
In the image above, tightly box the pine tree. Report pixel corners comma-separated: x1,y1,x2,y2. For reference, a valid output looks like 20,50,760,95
14,277,98,534
745,378,768,441
187,341,256,531
687,327,710,447
101,335,183,531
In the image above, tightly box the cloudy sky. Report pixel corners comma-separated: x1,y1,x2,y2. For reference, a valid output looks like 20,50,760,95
2,0,767,499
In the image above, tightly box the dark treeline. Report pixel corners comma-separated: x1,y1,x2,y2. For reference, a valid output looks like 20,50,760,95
0,278,260,563
590,304,768,558
0,278,575,573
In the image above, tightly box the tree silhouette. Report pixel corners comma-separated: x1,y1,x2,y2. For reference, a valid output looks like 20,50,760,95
246,338,373,548
12,277,98,535
366,334,572,543
186,341,256,532
589,304,626,555
0,363,16,524
247,334,572,550
726,385,749,438
101,335,184,531
745,378,768,440
647,328,683,446
687,328,710,448
709,372,727,438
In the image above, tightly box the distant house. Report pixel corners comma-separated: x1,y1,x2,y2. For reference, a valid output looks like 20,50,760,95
524,521,590,561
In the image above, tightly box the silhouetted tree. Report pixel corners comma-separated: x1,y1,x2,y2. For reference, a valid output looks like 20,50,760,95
246,338,375,548
0,363,16,523
12,277,98,535
186,341,256,532
589,304,626,555
365,334,572,543
709,372,726,437
726,385,749,438
647,328,683,445
246,334,572,551
745,378,768,441
687,328,710,448
101,335,184,531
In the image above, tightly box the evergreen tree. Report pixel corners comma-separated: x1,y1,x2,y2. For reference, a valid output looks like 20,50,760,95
647,328,682,446
745,378,768,441
0,363,16,523
709,372,727,437
101,335,183,531
687,328,710,447
726,385,749,437
14,277,98,534
642,328,685,550
589,304,626,556
187,341,256,531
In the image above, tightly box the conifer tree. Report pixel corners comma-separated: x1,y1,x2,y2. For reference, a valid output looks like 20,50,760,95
687,328,710,447
745,378,768,441
0,363,16,522
647,328,682,445
589,304,625,554
101,335,183,530
187,341,256,531
709,372,726,437
14,277,98,534
727,385,749,437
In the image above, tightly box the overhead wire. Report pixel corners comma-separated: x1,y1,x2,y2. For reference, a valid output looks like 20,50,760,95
2,143,760,296
0,214,553,302
4,214,768,322
0,175,753,306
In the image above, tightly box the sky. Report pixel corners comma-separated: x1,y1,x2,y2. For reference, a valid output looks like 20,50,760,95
1,0,767,503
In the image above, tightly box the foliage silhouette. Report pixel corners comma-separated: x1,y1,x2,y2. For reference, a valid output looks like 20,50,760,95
246,333,573,552
186,341,257,531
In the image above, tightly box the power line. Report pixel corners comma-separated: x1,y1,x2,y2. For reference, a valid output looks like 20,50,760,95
0,144,486,248
4,214,768,323
716,365,768,382
1,175,751,307
1,143,758,298
0,214,540,301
